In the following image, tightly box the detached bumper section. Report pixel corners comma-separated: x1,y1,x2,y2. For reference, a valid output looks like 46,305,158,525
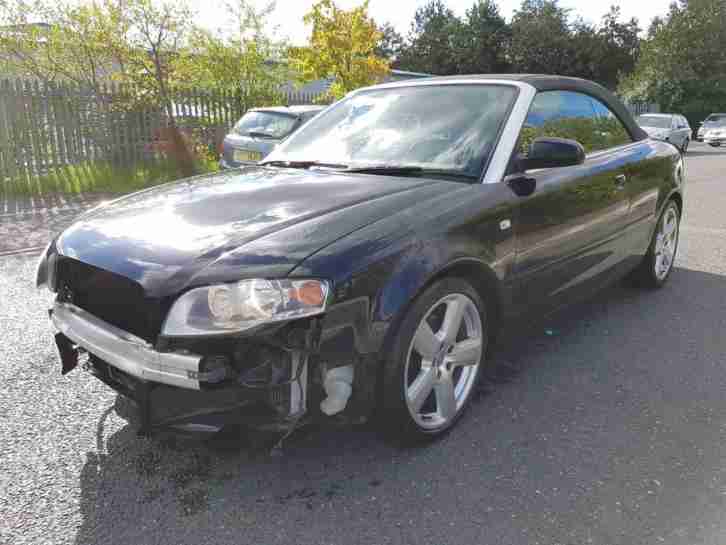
52,302,203,390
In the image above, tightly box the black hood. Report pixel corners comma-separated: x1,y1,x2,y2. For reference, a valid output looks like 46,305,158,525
56,167,454,296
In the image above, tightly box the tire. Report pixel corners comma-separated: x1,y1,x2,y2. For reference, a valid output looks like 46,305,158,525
710,143,721,147
681,138,689,154
381,277,488,441
629,200,680,288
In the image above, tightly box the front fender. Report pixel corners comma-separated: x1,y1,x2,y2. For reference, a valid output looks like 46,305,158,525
292,183,517,360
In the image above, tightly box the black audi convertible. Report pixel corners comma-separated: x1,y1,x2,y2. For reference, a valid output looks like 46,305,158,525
37,75,684,440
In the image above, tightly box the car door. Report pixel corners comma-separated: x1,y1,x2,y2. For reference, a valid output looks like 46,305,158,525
679,116,691,146
511,90,635,311
669,116,682,148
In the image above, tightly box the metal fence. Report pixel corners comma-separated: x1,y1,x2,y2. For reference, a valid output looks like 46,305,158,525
625,100,660,116
0,77,325,184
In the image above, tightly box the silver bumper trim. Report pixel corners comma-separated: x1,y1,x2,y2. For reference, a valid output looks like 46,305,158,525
51,302,202,390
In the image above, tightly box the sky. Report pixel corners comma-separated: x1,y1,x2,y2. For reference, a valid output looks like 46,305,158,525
192,0,674,45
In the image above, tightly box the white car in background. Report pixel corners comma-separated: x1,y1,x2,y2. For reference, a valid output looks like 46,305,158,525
703,118,726,147
636,113,691,153
696,113,726,142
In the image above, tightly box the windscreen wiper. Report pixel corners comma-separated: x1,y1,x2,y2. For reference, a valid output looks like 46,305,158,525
261,160,350,169
344,164,480,181
246,131,276,139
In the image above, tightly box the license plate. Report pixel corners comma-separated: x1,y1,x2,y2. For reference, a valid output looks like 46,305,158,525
233,149,262,163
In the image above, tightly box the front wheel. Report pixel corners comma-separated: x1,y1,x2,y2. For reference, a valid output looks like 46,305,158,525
629,200,680,288
382,278,487,440
681,138,689,154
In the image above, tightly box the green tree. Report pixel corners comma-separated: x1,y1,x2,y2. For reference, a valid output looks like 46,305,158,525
397,0,463,75
620,0,726,124
106,0,193,127
177,0,286,111
507,1,639,89
508,0,572,75
289,0,389,101
456,0,509,74
594,7,640,90
0,0,121,92
375,22,404,65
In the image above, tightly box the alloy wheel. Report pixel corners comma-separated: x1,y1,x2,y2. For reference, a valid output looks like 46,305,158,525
654,206,679,280
403,293,483,430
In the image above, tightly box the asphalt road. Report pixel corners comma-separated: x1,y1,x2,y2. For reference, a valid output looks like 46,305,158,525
2,142,726,545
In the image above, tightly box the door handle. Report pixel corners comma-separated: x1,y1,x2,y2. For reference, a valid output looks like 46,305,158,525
614,174,627,188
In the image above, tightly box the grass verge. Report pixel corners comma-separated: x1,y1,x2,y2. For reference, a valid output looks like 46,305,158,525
1,157,219,198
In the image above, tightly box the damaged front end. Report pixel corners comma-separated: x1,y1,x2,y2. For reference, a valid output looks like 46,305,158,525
43,254,360,436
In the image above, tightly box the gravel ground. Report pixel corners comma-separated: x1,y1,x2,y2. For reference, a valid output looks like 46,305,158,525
2,142,726,545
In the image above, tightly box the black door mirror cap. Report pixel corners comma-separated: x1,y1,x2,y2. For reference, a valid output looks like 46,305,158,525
521,137,586,171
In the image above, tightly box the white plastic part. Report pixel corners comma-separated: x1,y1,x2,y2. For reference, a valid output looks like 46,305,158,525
320,364,354,416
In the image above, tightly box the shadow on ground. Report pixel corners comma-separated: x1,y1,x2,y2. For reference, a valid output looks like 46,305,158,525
72,266,726,545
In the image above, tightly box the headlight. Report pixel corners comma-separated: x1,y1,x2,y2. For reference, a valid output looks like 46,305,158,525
162,278,330,336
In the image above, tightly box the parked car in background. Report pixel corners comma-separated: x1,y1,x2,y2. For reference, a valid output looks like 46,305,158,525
38,75,684,442
702,117,726,147
636,113,691,153
220,105,325,168
696,113,726,141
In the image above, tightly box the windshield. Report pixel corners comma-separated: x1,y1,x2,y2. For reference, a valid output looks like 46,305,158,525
232,111,298,139
705,115,726,126
637,116,671,129
264,84,518,178
704,115,726,127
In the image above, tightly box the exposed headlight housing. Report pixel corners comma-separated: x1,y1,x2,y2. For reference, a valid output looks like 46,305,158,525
162,278,330,337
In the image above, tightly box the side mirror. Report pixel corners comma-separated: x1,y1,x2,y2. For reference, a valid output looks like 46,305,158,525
520,137,586,171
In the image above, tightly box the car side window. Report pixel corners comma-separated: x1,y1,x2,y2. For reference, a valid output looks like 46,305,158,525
519,90,632,155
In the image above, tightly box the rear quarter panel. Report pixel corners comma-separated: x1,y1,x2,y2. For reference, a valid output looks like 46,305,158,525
623,139,683,263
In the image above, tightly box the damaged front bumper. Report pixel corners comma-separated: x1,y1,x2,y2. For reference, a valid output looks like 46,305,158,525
50,300,317,434
52,302,204,389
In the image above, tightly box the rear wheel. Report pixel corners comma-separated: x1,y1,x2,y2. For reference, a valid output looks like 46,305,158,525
382,278,487,440
629,200,680,288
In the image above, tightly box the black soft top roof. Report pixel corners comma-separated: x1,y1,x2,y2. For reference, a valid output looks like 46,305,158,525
410,74,648,141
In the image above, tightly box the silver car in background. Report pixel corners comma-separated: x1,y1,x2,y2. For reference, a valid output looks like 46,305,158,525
220,105,325,169
702,117,726,147
636,113,691,153
697,113,726,142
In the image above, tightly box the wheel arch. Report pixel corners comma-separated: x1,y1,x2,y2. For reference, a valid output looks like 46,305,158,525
379,257,505,361
669,190,683,217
